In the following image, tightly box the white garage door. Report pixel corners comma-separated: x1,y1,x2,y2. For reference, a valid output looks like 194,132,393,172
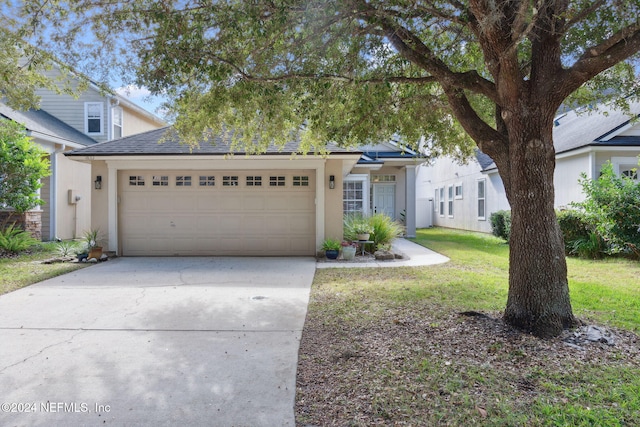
119,170,316,256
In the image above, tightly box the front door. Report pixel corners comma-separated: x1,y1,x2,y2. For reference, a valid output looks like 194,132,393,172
373,184,395,218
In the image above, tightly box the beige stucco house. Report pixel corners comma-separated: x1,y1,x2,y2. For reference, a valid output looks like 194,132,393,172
65,128,422,256
0,76,165,240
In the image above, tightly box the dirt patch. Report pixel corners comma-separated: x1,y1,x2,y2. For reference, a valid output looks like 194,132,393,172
295,302,640,426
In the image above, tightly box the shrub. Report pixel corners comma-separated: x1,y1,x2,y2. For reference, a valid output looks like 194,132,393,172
0,223,38,253
55,240,81,257
574,161,640,258
569,232,606,259
490,210,511,242
556,209,593,255
368,213,403,248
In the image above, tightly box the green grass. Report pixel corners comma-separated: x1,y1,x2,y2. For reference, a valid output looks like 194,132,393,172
0,242,89,295
410,227,640,330
298,227,640,426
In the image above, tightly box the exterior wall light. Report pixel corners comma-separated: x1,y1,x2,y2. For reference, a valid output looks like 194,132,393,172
94,175,102,190
329,175,335,189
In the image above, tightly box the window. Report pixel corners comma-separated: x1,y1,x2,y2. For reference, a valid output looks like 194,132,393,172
246,176,262,186
343,181,364,214
293,176,309,186
448,185,454,217
477,179,486,220
269,176,286,187
223,176,239,186
85,102,103,135
372,174,396,183
199,176,215,186
176,176,192,186
129,175,145,186
112,106,123,139
152,176,168,186
621,168,638,180
439,187,444,216
455,183,463,199
434,189,439,212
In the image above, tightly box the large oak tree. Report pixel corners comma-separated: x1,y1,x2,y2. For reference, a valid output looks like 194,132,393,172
12,0,640,336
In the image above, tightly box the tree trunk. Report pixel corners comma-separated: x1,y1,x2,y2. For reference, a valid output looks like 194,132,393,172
500,111,576,338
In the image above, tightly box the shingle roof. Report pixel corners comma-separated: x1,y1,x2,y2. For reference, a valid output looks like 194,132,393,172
65,126,360,156
0,102,98,147
479,99,640,171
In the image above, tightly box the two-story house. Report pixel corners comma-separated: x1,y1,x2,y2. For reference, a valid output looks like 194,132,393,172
0,67,166,241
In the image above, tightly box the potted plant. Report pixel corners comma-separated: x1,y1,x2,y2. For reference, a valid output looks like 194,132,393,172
354,221,374,241
82,228,103,260
341,241,357,260
321,238,341,259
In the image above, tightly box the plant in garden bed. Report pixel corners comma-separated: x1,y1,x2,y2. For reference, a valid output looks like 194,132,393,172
321,238,341,259
0,223,38,254
368,213,403,249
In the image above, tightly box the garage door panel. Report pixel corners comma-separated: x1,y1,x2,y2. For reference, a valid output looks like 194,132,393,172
119,170,315,256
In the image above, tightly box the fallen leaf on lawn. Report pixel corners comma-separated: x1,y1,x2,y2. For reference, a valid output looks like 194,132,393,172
476,406,487,418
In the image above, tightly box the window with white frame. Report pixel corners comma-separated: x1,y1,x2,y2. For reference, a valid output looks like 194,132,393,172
434,189,438,212
223,176,239,186
455,183,463,199
439,187,445,216
448,185,454,217
477,179,486,220
343,180,364,214
112,106,123,139
85,102,103,135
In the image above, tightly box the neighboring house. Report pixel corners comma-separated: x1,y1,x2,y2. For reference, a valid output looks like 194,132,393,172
65,130,422,256
417,100,640,234
0,73,166,241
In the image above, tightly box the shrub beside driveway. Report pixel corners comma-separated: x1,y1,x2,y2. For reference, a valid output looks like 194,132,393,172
296,228,640,426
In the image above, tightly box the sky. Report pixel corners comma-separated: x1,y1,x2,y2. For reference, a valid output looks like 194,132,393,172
114,84,169,121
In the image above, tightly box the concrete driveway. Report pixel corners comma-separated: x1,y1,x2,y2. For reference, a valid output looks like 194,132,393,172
0,257,316,426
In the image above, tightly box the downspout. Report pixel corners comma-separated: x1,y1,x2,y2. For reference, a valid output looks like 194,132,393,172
50,144,66,240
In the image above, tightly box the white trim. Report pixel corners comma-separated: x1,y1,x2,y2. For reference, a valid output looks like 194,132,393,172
447,184,454,218
477,178,486,221
454,182,463,199
343,173,370,216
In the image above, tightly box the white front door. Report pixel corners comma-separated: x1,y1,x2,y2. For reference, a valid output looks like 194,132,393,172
373,184,395,218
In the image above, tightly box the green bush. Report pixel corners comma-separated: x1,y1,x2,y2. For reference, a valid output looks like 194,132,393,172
489,210,511,242
0,223,38,253
369,213,403,249
556,209,593,255
574,161,640,258
55,240,81,257
569,232,606,259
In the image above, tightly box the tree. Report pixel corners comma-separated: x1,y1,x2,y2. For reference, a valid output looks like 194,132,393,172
12,0,640,336
0,119,50,213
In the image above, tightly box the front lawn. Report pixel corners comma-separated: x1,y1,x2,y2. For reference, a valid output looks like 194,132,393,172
296,228,640,426
0,242,89,295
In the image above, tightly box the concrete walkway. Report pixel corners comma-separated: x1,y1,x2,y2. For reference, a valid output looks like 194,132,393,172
0,257,316,427
316,238,450,269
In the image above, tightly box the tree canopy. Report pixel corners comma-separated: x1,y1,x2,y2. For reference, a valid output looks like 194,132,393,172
7,0,640,336
0,119,50,213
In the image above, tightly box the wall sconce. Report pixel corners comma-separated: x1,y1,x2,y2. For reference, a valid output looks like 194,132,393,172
94,175,102,190
329,175,335,189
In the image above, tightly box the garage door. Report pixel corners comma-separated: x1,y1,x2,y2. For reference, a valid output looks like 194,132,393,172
119,170,316,256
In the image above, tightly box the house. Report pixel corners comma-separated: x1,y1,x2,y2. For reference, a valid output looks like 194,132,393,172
0,73,166,241
417,100,640,234
64,129,422,256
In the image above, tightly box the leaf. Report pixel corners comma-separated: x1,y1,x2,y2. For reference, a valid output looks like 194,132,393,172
476,406,487,418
